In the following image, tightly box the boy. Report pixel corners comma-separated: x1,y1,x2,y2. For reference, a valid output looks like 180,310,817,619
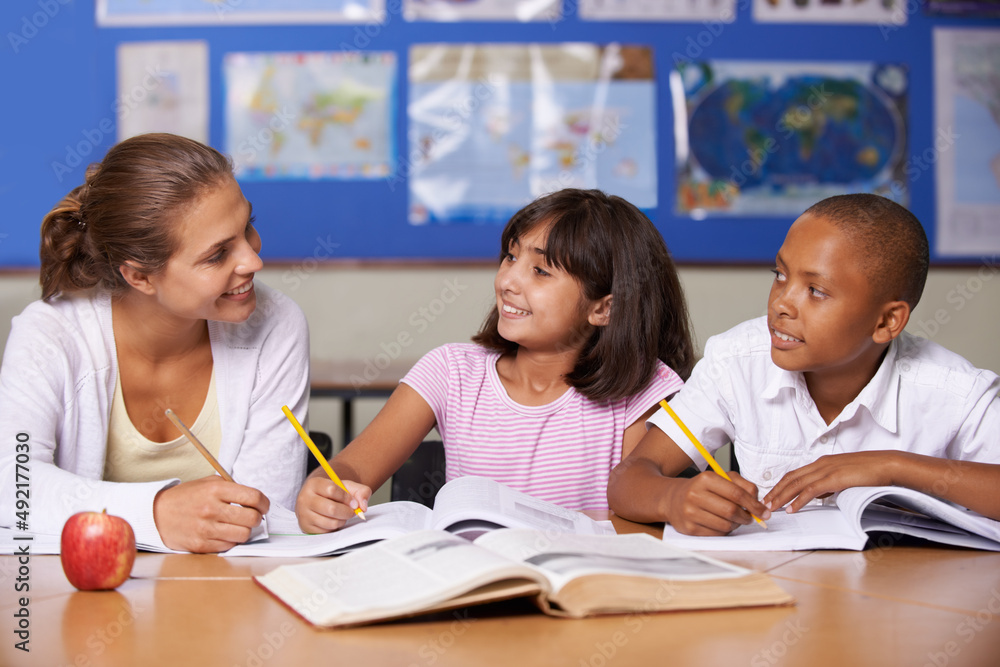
608,194,1000,535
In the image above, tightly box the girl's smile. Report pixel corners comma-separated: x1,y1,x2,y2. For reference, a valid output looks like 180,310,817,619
501,302,531,317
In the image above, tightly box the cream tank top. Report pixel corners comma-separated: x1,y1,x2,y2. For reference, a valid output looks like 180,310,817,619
103,368,223,483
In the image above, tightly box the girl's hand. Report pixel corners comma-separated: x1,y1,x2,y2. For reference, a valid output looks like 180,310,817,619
295,477,371,534
153,476,270,553
763,452,899,513
663,470,770,536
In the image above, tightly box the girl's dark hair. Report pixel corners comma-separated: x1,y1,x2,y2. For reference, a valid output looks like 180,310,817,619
472,189,695,402
39,133,234,301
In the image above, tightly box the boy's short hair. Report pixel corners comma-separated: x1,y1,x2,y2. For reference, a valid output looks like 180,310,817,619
804,194,929,309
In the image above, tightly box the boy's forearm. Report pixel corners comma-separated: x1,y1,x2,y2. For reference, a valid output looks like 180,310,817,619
892,453,1000,521
608,458,678,524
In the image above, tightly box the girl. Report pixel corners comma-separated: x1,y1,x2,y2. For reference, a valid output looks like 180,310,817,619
0,133,309,553
296,188,694,533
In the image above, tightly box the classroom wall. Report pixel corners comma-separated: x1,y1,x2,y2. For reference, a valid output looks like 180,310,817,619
2,4,998,267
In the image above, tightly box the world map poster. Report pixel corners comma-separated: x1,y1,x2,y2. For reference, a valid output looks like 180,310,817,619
752,0,905,24
224,51,396,181
673,61,908,217
403,0,561,22
97,0,383,25
934,28,1000,257
407,44,657,225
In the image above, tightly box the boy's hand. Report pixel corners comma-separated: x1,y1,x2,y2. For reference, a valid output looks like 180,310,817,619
153,476,270,553
663,470,770,536
764,452,898,513
295,476,371,534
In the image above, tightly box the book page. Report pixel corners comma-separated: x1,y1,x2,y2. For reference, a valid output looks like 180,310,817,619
660,505,866,551
430,476,614,537
837,486,1000,551
477,529,754,593
254,529,546,626
224,502,433,557
859,506,1000,551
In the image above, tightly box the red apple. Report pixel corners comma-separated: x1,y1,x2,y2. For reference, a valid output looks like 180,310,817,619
60,510,136,591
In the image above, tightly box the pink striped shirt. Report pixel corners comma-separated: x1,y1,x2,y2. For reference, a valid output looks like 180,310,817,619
401,343,684,510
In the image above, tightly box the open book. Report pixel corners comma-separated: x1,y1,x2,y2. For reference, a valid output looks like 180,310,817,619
661,485,1000,552
226,476,613,557
254,528,794,627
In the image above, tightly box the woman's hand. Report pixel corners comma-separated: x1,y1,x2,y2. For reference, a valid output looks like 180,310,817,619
295,476,371,534
153,476,270,553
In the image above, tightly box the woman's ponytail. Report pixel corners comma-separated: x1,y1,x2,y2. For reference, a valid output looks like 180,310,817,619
39,182,99,301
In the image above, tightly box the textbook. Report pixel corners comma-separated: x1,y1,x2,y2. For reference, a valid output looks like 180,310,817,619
226,476,613,557
660,485,1000,552
254,528,794,627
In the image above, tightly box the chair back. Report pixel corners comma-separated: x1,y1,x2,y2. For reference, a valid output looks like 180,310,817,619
390,440,446,508
304,431,334,475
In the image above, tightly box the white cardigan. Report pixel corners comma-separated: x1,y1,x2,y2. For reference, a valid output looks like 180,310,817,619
0,283,309,549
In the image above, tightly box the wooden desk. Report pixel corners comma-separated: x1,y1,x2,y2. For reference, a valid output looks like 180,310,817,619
310,359,409,446
4,519,1000,667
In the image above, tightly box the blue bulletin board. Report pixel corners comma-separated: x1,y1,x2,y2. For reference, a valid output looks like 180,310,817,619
0,1,997,266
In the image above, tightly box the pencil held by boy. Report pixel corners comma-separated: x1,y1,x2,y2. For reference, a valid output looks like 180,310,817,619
608,194,1000,535
295,189,695,534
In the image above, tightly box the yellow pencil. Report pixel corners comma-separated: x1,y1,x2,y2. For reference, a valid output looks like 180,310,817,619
281,405,366,521
658,400,767,529
165,409,235,483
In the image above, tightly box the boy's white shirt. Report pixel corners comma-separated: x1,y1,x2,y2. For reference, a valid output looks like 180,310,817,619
648,316,1000,497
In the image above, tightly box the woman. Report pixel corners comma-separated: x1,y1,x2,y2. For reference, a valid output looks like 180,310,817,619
0,133,309,553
